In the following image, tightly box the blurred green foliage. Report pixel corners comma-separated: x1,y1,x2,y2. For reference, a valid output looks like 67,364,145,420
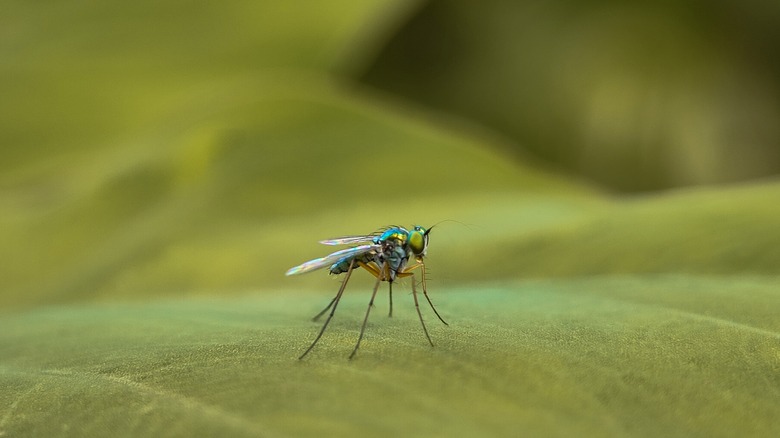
359,0,780,191
1,1,779,437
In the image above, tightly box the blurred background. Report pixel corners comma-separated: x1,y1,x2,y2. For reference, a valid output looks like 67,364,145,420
2,0,779,311
358,0,780,192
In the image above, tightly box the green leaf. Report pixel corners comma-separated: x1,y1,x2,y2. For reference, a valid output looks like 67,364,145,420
2,276,778,437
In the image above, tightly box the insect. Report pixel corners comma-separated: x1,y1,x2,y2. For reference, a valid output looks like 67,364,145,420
286,225,447,359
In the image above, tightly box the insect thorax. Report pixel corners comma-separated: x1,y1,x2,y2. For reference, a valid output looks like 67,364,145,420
328,227,412,280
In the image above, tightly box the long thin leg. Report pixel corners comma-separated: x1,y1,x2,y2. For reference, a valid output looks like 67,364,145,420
357,261,391,318
420,262,448,325
388,281,393,317
299,259,355,360
312,261,385,321
349,262,384,360
411,272,434,347
312,296,337,321
399,261,448,326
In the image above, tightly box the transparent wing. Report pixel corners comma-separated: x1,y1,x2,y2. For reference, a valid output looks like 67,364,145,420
319,226,398,245
319,235,377,246
285,244,378,276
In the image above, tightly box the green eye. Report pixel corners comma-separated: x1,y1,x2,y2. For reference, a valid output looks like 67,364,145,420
408,230,425,255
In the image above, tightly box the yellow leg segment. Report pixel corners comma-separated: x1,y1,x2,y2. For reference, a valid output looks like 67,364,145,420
359,261,394,317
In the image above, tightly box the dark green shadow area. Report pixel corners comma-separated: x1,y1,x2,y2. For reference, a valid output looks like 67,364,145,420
358,0,780,191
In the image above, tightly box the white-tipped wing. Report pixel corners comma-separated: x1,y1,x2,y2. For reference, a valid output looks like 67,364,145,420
285,244,378,276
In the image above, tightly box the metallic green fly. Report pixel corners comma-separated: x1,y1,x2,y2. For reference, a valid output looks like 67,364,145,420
286,225,447,359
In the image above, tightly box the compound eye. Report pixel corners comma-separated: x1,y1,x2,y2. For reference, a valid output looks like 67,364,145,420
408,230,425,255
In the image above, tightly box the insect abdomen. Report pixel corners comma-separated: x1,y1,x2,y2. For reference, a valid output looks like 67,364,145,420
329,252,374,275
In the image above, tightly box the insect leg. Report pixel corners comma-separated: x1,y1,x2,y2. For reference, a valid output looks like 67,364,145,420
349,262,384,359
312,296,337,321
411,272,434,347
388,281,393,318
420,261,448,325
357,260,392,318
399,262,448,325
313,259,379,320
299,258,355,360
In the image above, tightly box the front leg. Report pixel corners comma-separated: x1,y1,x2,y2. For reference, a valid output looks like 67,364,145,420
399,261,448,326
410,271,434,347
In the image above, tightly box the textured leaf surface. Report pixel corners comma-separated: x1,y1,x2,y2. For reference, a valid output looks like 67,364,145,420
2,277,778,437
